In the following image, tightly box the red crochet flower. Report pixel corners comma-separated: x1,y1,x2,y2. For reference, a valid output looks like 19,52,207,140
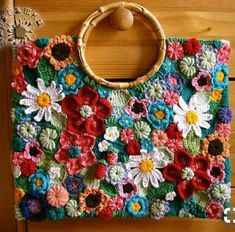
17,40,43,69
97,206,113,220
163,149,211,199
62,86,112,136
11,71,27,94
166,41,184,60
55,130,96,175
20,159,37,177
126,140,141,155
165,122,182,140
206,201,224,219
183,38,201,56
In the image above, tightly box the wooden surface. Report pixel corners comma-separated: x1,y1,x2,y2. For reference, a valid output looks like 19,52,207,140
0,0,235,232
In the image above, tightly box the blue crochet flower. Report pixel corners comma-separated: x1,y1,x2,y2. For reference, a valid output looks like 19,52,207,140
165,72,183,93
20,194,47,221
56,64,83,95
124,195,149,217
211,64,229,90
29,169,50,196
64,174,84,197
147,101,173,130
47,206,65,220
98,86,112,98
140,138,154,151
162,57,177,73
118,114,134,128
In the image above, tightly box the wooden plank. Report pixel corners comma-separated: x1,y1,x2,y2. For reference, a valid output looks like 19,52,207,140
16,0,235,77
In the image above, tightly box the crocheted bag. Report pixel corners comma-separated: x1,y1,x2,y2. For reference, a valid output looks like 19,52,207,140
11,2,232,221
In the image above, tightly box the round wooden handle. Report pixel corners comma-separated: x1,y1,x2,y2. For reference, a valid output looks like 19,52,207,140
78,1,166,89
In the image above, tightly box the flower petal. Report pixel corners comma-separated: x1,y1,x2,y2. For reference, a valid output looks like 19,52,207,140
177,180,194,199
34,108,45,122
77,86,98,106
95,98,112,119
85,116,105,136
192,171,211,190
175,149,193,168
163,163,181,182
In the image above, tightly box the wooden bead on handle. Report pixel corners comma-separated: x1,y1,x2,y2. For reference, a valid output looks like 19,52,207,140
109,8,134,31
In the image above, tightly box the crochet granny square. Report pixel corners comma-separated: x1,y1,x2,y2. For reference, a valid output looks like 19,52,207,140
11,36,232,221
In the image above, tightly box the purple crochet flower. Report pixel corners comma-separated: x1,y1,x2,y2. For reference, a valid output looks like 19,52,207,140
218,107,232,123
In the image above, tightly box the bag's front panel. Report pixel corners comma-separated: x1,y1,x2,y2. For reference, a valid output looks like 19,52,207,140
11,36,232,221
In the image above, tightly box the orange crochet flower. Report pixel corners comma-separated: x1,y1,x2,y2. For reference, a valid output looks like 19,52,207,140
44,35,75,70
151,130,168,146
15,188,25,204
79,187,110,215
47,184,69,208
202,132,230,162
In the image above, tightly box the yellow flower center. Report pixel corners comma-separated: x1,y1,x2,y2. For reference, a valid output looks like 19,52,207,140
65,73,76,85
154,110,165,120
185,111,199,124
35,179,43,187
131,202,141,211
37,93,51,108
211,90,222,101
139,159,154,173
217,71,225,82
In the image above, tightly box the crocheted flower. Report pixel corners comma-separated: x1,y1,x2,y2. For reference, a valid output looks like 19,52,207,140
166,41,184,60
163,150,211,199
151,130,168,146
44,35,75,70
164,90,179,106
20,79,65,122
61,86,112,136
173,95,213,138
118,179,137,199
108,197,124,211
210,89,223,101
39,127,59,152
104,126,120,142
55,130,96,175
191,72,211,91
165,138,183,152
20,194,46,221
65,199,81,217
79,187,110,215
202,132,230,162
64,174,84,197
196,46,217,72
17,121,38,141
56,64,83,95
133,121,151,139
208,182,230,203
28,169,50,196
179,57,197,78
217,107,232,123
126,140,141,156
47,206,65,220
24,141,44,163
165,72,183,93
124,195,148,217
183,38,201,56
140,138,154,151
150,200,170,220
147,101,173,130
118,114,134,128
17,40,43,69
98,140,110,152
106,163,127,185
98,86,112,98
124,97,149,119
120,128,135,144
20,159,37,177
209,162,225,182
165,122,182,140
216,123,231,137
165,191,176,201
48,167,61,180
12,69,27,94
206,201,224,219
47,184,69,208
217,43,231,63
127,149,167,188
145,82,164,101
162,57,177,72
15,188,25,204
211,64,229,90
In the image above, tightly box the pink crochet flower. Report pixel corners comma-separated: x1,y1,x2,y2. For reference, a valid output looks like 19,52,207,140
118,179,137,199
216,123,231,137
12,152,25,166
165,139,183,152
166,41,184,60
124,97,149,119
206,201,224,219
55,130,96,175
164,90,179,106
120,128,135,144
17,41,43,69
208,161,225,182
24,141,44,163
108,197,124,211
191,72,211,91
151,130,168,146
47,184,69,208
11,72,27,94
217,44,231,63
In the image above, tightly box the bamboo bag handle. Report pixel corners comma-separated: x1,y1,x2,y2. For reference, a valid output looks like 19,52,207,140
78,1,166,89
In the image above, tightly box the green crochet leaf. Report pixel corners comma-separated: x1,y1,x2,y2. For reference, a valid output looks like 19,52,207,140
105,117,118,127
51,111,67,130
183,130,201,156
224,158,231,184
15,176,28,192
193,191,209,208
83,75,97,89
12,92,22,107
36,57,56,86
23,65,39,87
100,180,118,197
113,210,127,218
167,199,182,216
147,182,176,200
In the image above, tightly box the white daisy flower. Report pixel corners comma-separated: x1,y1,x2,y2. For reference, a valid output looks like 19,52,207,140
173,95,213,138
20,79,65,122
127,149,167,188
104,126,120,142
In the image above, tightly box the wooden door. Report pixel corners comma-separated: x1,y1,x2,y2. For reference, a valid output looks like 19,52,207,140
1,0,235,231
